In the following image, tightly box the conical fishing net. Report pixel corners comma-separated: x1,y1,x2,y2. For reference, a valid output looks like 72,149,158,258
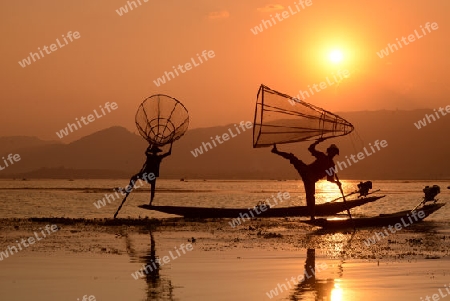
253,85,354,148
135,94,189,146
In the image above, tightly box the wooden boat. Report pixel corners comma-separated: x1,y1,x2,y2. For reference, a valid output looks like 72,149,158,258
138,195,385,218
303,202,445,229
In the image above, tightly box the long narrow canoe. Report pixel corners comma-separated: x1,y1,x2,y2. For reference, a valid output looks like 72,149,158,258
138,195,385,218
304,203,445,229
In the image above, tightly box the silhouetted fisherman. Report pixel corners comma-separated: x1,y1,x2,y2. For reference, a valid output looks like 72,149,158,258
357,181,372,197
131,143,172,205
271,138,340,220
423,185,440,203
114,143,173,218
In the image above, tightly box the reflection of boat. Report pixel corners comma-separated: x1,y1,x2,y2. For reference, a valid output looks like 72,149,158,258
304,203,445,229
138,195,385,218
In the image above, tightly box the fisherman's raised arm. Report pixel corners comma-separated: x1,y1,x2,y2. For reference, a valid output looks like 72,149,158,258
160,142,173,159
327,173,341,186
308,137,325,158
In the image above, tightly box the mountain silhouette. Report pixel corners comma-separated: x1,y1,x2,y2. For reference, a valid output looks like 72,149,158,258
0,110,449,179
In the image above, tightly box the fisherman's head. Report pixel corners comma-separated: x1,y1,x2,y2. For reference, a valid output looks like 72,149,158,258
326,144,339,158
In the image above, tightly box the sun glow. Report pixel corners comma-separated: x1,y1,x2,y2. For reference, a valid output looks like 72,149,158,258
331,283,343,301
329,50,344,63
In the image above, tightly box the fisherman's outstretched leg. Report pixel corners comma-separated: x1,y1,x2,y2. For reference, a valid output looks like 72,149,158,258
126,172,141,193
113,172,142,219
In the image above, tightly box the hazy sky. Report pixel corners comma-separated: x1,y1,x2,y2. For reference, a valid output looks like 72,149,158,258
1,0,449,142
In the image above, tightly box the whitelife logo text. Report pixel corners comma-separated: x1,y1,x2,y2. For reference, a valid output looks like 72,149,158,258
18,31,81,68
131,243,193,279
0,153,21,172
414,105,450,130
376,22,438,58
55,102,118,139
250,0,313,35
190,121,252,158
0,224,59,261
325,139,388,176
153,50,215,87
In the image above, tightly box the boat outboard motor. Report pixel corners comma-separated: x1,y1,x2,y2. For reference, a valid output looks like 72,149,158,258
423,185,440,202
357,181,372,197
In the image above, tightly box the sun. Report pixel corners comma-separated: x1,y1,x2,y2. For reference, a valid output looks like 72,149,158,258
329,50,343,64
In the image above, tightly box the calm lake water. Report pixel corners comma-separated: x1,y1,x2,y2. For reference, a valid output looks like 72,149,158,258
0,179,449,219
0,179,449,301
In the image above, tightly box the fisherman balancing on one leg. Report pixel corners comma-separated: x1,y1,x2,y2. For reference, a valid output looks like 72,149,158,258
114,142,172,218
271,138,341,221
137,143,172,205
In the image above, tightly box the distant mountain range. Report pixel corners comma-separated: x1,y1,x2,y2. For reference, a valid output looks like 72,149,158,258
0,109,449,180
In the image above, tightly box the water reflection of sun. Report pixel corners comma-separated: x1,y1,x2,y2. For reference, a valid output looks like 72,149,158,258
316,180,344,203
331,282,343,301
319,233,346,258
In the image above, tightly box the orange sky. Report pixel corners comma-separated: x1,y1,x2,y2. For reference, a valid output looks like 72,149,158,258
1,0,449,142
